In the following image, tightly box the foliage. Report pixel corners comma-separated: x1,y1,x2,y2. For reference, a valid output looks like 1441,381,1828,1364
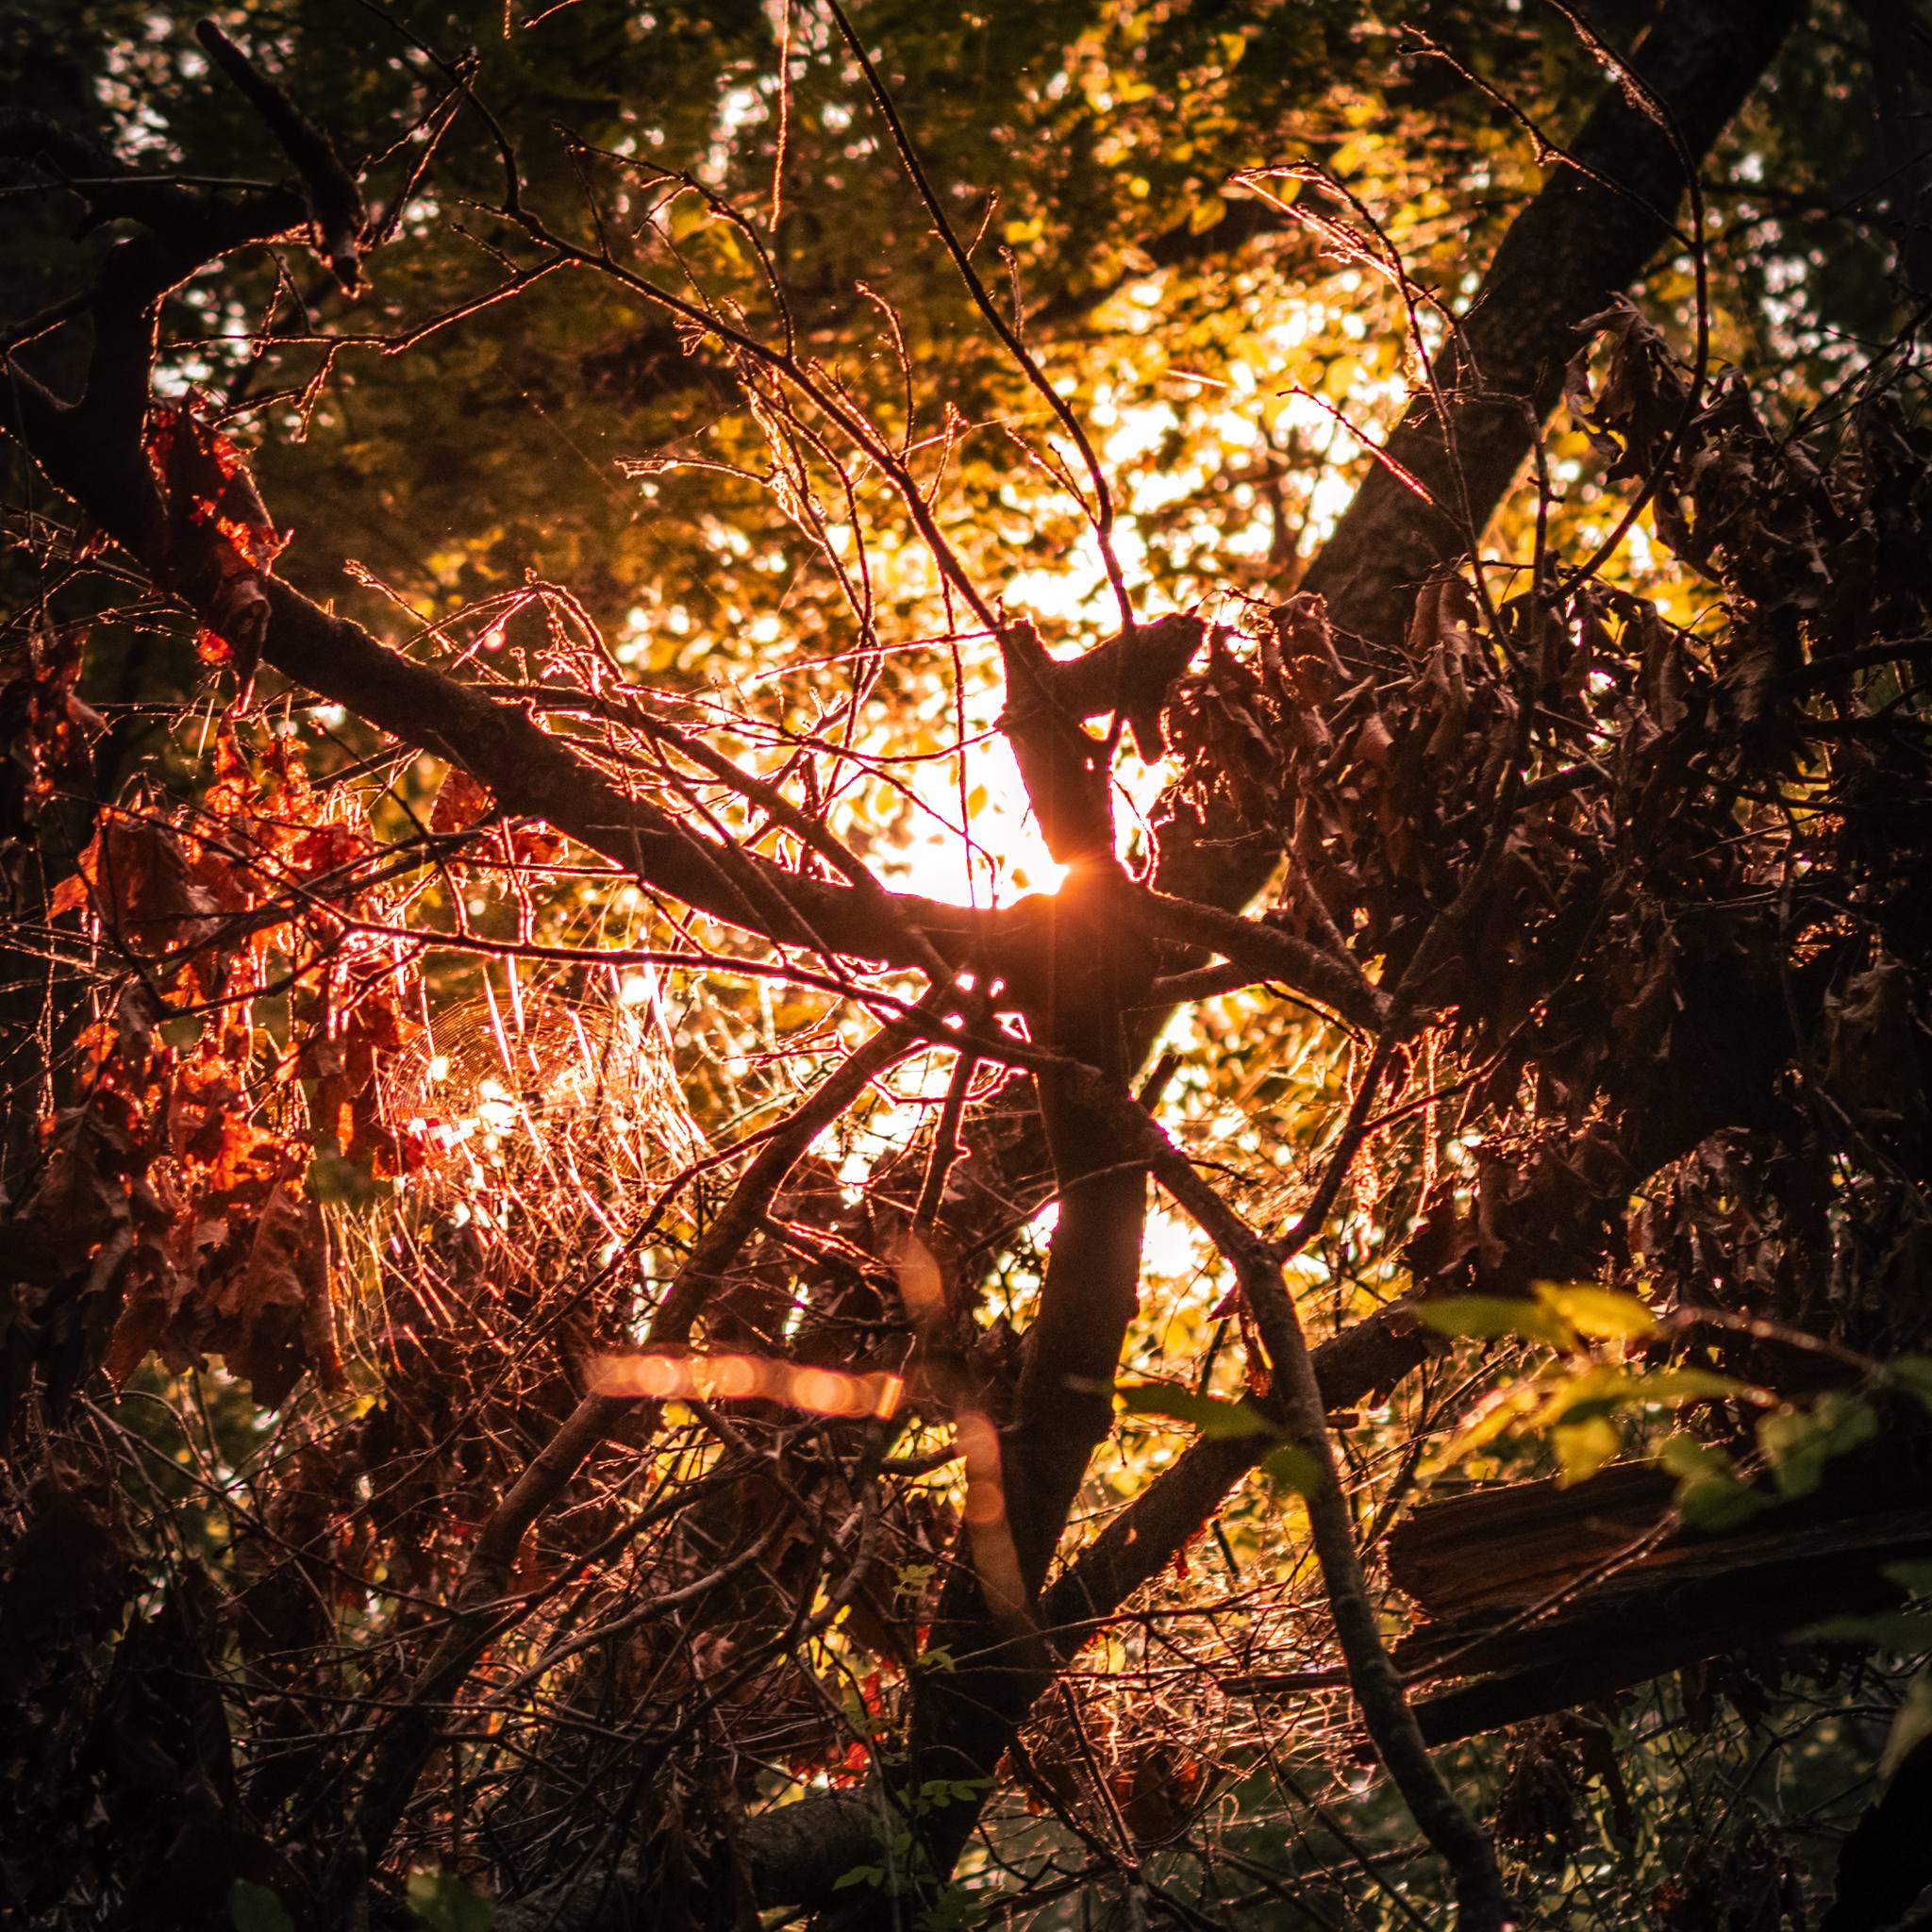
3,3,1931,1930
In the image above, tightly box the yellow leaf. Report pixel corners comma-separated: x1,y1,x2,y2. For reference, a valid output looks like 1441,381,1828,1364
1881,1673,1932,1779
1528,1363,1755,1433
1533,1281,1658,1341
1553,1415,1621,1487
1417,1294,1574,1348
1421,1374,1553,1478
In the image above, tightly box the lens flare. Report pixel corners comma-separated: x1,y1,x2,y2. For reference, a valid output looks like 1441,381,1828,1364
589,1351,903,1421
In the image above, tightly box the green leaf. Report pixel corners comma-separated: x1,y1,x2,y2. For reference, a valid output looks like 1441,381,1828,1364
911,1776,993,1812
1881,1672,1932,1778
230,1881,295,1932
1621,1364,1760,1408
1803,1613,1932,1650
1415,1295,1575,1349
407,1871,495,1932
308,1151,383,1208
915,1885,984,1932
1429,1365,1756,1484
1659,1434,1770,1531
1260,1443,1323,1497
1757,1391,1879,1501
1886,1357,1932,1417
894,1561,936,1603
1533,1280,1659,1341
1658,1433,1727,1479
835,1865,885,1891
1674,1478,1770,1530
1117,1382,1279,1441
1885,1560,1932,1596
1532,1363,1756,1431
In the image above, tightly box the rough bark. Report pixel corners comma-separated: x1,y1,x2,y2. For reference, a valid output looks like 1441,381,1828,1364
1155,0,1806,910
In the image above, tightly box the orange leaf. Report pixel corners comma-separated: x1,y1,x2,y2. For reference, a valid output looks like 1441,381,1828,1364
432,767,491,835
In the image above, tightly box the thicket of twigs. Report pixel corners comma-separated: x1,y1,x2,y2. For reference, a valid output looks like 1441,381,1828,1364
4,3,1931,1928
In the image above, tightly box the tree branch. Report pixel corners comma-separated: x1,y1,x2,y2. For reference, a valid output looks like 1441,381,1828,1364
339,1014,926,1895
194,18,365,291
1127,1094,1504,1927
1155,0,1804,913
